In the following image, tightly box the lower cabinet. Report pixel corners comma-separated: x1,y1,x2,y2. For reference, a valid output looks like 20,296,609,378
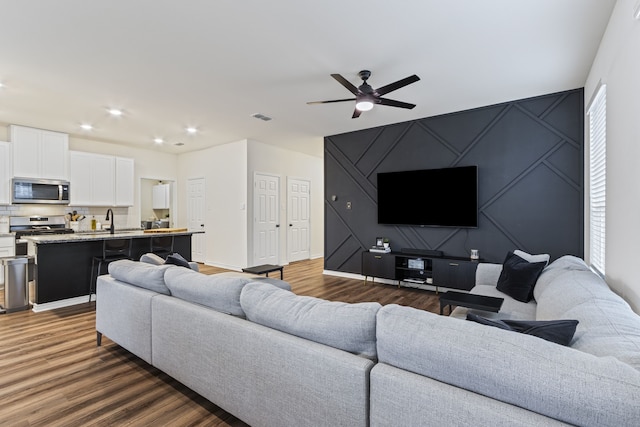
432,258,478,291
362,252,396,281
361,251,478,291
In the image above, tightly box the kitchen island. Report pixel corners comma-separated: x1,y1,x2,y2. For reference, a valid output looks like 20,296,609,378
23,229,198,311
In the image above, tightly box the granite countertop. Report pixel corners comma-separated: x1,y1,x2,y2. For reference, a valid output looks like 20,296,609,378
22,229,201,244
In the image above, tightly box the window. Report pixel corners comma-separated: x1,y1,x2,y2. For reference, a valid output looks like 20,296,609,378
588,84,606,276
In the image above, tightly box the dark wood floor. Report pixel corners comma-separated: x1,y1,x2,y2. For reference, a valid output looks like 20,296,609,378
0,258,440,426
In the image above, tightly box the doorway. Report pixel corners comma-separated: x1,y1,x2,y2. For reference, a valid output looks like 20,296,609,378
140,178,174,229
187,178,206,263
287,177,310,262
253,173,280,266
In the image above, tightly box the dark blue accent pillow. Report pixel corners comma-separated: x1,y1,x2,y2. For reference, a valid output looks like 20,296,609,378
467,313,579,346
496,251,546,302
164,252,191,269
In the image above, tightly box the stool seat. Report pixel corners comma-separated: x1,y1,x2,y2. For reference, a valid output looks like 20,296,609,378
89,238,132,302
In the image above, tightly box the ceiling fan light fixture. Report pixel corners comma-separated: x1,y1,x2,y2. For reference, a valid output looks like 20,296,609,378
355,99,374,112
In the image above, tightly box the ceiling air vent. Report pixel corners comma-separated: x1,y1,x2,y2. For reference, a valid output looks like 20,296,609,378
174,142,185,146
251,113,272,122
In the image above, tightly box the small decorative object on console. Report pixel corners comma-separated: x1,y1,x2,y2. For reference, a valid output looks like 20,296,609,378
371,237,391,253
470,249,479,260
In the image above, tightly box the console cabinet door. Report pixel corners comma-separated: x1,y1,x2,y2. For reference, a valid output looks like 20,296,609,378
362,252,396,280
432,259,477,291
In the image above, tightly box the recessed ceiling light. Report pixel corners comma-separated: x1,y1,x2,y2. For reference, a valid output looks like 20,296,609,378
108,108,123,116
80,123,93,130
153,138,164,144
0,82,4,88
185,127,198,134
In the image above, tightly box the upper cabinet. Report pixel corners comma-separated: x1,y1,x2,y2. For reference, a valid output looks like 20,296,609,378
0,141,11,204
69,151,134,207
152,183,170,209
115,157,134,207
10,125,69,180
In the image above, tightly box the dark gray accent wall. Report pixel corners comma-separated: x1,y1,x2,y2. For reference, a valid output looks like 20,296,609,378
324,89,584,274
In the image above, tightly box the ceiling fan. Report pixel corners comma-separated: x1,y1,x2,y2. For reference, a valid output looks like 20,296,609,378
307,70,420,118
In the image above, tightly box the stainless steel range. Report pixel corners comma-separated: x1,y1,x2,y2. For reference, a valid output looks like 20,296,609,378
10,215,74,255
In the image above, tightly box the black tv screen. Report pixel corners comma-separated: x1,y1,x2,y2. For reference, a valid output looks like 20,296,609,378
377,165,478,227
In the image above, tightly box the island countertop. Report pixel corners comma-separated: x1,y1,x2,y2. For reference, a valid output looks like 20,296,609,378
25,230,199,309
22,229,201,244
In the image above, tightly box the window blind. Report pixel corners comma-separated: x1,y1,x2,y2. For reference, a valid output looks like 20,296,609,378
588,85,606,276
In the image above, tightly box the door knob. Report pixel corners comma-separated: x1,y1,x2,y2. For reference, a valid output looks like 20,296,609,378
289,224,293,227
276,224,280,228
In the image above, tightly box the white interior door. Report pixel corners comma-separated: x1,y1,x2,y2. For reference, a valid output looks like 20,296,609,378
253,173,280,266
187,178,206,263
287,178,310,262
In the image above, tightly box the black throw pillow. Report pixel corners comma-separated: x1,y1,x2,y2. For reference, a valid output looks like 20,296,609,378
496,251,546,302
164,252,191,269
467,313,579,346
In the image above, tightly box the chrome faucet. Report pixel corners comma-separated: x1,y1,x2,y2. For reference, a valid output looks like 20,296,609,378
105,209,115,234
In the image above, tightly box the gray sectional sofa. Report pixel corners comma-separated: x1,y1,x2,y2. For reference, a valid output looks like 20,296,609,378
96,256,640,426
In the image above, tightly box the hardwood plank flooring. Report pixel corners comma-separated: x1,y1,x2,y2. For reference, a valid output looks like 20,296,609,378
0,258,440,426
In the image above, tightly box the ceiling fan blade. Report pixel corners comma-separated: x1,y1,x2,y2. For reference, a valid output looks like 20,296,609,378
307,98,356,105
331,74,360,95
378,98,416,109
375,75,420,96
352,108,362,119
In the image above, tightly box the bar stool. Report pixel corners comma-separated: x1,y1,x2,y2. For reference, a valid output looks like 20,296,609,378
89,238,132,302
150,235,174,259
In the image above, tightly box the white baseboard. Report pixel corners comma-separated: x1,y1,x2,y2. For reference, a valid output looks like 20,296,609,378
31,295,91,312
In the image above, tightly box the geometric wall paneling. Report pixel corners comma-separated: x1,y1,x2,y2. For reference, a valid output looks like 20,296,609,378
324,89,584,273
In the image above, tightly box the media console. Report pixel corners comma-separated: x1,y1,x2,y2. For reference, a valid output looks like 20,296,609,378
362,251,479,292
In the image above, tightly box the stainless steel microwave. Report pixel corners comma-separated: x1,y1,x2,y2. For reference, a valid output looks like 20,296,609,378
11,177,70,204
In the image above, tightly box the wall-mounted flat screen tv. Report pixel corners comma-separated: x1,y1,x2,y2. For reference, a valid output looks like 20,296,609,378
377,165,478,227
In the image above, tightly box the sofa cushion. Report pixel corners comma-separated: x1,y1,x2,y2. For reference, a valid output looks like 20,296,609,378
240,282,381,359
139,252,165,265
108,259,172,295
164,267,288,317
467,313,578,346
562,299,640,370
376,304,640,426
496,251,546,302
533,255,591,302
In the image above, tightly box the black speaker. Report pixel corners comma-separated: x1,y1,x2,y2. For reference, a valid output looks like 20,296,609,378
400,248,443,257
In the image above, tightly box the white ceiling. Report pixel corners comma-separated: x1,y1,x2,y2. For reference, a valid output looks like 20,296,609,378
0,0,616,158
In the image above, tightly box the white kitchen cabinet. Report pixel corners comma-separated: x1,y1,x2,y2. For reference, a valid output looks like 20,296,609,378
152,183,170,209
115,157,134,206
10,125,69,180
0,236,15,257
0,141,11,204
70,151,134,207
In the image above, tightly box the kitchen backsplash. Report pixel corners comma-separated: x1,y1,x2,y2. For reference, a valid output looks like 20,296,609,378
0,205,134,230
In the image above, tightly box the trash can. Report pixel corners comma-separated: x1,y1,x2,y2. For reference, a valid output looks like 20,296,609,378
0,256,33,314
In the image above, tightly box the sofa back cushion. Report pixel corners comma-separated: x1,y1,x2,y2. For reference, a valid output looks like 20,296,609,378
533,255,590,301
534,257,640,370
376,304,640,426
164,267,288,316
240,282,381,359
108,259,172,295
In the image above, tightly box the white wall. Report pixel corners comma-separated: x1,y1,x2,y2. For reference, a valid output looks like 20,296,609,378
247,139,324,263
176,140,249,270
176,138,324,270
585,0,640,312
